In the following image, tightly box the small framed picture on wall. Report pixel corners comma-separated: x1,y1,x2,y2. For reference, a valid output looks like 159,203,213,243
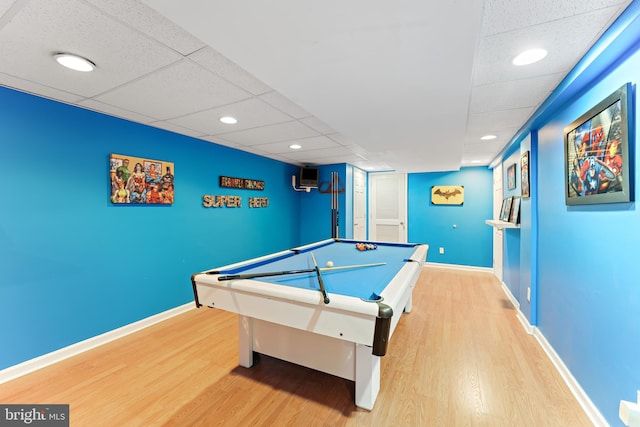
507,163,517,190
521,151,530,198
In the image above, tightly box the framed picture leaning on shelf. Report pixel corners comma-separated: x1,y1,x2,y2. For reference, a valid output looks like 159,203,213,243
510,197,521,224
499,197,512,221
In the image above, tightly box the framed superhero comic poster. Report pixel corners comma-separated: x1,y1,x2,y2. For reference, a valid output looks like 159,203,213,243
110,153,175,204
564,83,633,205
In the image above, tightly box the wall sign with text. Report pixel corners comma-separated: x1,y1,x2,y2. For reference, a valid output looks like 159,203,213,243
219,176,264,190
202,195,269,208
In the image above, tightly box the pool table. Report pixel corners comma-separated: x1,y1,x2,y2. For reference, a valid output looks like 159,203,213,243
191,238,428,410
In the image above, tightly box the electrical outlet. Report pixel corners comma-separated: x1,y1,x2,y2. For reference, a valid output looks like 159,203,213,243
439,247,444,254
527,287,531,302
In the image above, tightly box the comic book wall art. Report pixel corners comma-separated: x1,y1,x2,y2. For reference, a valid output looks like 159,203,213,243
110,154,174,204
564,83,633,205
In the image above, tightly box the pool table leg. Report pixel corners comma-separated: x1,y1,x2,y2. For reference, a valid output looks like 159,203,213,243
238,315,254,368
355,343,381,410
404,293,413,313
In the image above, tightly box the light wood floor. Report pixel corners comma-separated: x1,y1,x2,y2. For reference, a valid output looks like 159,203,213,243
0,267,592,426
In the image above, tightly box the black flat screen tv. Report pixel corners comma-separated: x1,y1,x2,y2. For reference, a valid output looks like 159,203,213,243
299,167,319,188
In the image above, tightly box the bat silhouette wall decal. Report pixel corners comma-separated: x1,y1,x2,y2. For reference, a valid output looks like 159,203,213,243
431,185,464,205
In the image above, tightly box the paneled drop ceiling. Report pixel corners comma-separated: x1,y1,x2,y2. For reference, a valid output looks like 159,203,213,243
0,0,632,172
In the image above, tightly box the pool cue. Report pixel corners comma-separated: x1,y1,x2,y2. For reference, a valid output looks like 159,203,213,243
323,262,386,271
216,268,316,281
214,262,386,281
310,252,330,304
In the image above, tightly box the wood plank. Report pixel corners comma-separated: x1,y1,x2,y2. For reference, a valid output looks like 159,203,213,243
0,267,592,426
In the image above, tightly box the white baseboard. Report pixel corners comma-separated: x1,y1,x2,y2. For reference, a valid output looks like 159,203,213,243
494,274,607,427
0,302,194,384
532,328,608,427
500,280,521,312
424,262,493,274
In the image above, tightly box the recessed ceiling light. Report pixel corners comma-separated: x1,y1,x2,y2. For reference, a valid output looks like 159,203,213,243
512,48,548,66
219,116,238,124
481,134,497,140
471,160,482,164
289,144,302,150
54,53,95,72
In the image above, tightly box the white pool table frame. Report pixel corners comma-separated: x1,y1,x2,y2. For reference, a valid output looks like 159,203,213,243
191,240,428,410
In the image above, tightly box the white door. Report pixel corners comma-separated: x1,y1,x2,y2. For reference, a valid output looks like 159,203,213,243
493,165,504,280
368,173,407,243
353,168,367,240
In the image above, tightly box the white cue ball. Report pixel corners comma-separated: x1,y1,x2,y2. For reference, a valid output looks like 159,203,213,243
325,261,334,268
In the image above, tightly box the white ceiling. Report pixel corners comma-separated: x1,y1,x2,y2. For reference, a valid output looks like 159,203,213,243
0,0,631,172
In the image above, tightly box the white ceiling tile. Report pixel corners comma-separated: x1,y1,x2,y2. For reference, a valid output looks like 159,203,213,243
238,146,270,155
284,154,363,166
283,146,353,159
470,74,560,114
0,77,83,104
0,0,183,98
217,120,320,145
475,10,621,86
85,0,205,55
326,133,356,146
78,98,156,124
258,91,311,119
463,127,520,146
198,135,242,148
189,47,272,95
462,140,508,163
463,140,510,152
266,154,294,164
481,0,630,36
256,138,342,155
235,145,280,159
94,59,251,120
168,97,292,135
299,116,336,135
148,121,206,138
466,108,534,133
0,0,629,172
0,0,16,18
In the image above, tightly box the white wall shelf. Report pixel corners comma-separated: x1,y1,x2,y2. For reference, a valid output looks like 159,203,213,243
485,219,520,229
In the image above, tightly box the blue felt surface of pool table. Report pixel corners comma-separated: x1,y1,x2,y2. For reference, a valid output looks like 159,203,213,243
217,240,419,300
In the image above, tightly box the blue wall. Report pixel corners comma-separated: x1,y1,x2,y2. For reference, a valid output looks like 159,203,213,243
408,167,493,267
0,87,301,370
500,138,535,320
0,84,495,374
537,79,640,423
498,2,640,424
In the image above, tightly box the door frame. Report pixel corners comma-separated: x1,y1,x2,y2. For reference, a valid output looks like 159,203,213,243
367,172,408,243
